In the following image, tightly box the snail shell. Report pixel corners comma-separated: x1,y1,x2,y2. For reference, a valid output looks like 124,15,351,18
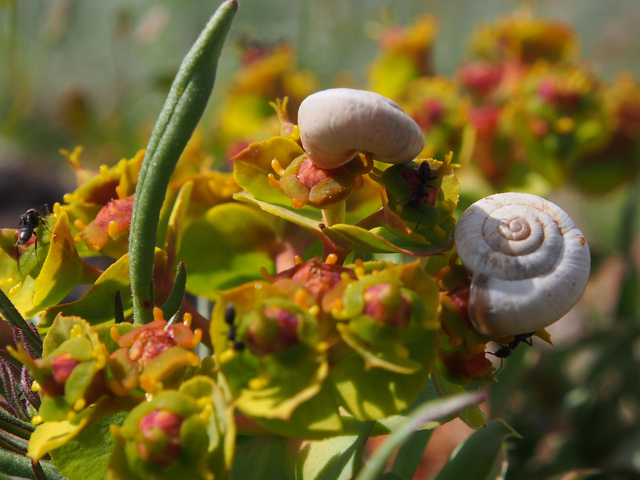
297,88,425,169
454,193,590,337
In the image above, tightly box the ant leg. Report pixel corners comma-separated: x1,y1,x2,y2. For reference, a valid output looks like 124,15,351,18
40,217,52,234
414,209,429,229
389,192,412,207
493,358,504,377
34,233,40,267
15,244,20,269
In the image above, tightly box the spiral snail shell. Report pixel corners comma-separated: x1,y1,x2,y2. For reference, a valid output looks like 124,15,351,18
297,88,425,169
454,193,591,337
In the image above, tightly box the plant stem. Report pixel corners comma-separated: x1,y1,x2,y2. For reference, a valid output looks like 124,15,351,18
129,0,237,324
321,200,346,227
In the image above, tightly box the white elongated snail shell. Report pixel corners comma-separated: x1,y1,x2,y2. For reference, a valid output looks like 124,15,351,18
454,193,591,337
297,88,425,169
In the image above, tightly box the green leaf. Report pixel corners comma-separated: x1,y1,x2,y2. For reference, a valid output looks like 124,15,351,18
179,376,236,474
234,191,323,233
231,420,371,480
354,391,486,480
251,383,342,439
50,411,128,480
0,213,100,320
28,400,101,461
40,250,167,329
32,213,100,314
93,323,135,354
232,436,289,480
42,315,100,358
323,224,404,254
433,419,520,480
434,369,487,429
232,348,328,422
283,420,372,480
129,0,238,324
546,470,601,480
161,261,187,320
178,203,278,300
380,474,407,480
322,223,453,256
370,376,445,436
390,429,433,479
329,331,437,420
233,136,305,204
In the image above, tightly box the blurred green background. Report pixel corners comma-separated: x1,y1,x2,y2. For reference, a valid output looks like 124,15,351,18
2,0,639,168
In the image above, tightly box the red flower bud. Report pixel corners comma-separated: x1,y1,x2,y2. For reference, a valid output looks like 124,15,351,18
274,258,357,302
137,409,183,465
538,79,580,111
363,283,412,328
459,61,503,97
248,306,300,357
40,353,81,397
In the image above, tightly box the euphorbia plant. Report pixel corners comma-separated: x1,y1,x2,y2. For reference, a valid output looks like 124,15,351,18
0,3,595,480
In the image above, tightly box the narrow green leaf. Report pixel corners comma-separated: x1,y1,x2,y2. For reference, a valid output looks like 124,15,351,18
114,291,126,324
231,436,289,480
129,0,238,324
354,391,486,480
284,420,373,480
390,429,433,479
0,428,29,452
161,261,187,319
380,474,407,480
546,469,601,480
0,407,36,436
370,377,444,436
434,370,486,429
0,448,66,480
434,419,520,480
0,287,42,355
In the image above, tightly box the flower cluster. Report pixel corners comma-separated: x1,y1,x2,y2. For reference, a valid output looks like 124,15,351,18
211,257,440,432
8,310,233,478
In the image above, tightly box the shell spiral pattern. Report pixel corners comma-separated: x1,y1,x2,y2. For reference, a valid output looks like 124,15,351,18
454,193,591,337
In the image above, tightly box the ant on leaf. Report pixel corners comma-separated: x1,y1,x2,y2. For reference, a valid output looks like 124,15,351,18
394,161,439,229
15,207,52,268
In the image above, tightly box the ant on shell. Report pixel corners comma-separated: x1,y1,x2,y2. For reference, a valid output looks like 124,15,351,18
225,304,245,351
15,207,51,267
487,332,535,375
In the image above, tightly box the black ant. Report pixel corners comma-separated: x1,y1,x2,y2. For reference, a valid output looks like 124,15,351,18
225,304,245,352
393,162,438,228
487,332,535,375
15,208,51,267
407,161,438,209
